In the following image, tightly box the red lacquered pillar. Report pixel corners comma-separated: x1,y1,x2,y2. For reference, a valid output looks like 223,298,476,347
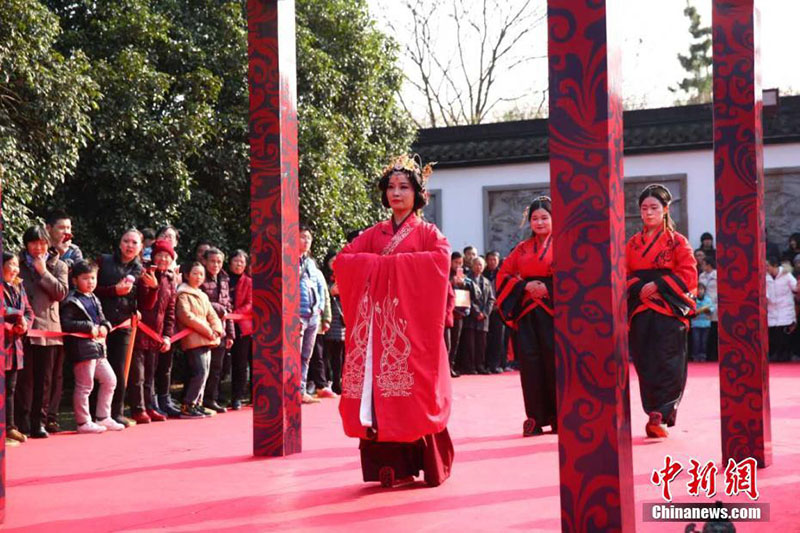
248,0,302,457
548,1,635,531
713,0,771,468
0,179,7,521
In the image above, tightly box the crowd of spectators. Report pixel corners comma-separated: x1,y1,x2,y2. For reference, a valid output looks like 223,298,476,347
4,213,797,447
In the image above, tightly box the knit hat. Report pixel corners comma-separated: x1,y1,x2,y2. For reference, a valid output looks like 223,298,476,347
151,239,176,260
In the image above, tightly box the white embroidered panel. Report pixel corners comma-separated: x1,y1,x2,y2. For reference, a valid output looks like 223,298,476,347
341,291,370,399
374,286,414,397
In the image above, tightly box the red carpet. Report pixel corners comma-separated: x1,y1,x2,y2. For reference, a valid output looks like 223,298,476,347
4,363,800,532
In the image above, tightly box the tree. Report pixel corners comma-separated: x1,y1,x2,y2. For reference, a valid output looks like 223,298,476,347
391,0,546,127
0,0,98,246
20,0,411,261
296,0,417,256
670,1,712,105
42,0,223,257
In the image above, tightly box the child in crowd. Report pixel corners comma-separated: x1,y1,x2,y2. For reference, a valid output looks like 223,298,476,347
60,260,125,434
3,251,35,444
175,262,224,418
690,283,714,362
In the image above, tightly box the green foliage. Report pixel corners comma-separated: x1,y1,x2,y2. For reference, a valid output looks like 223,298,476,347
0,0,98,248
670,2,712,105
296,0,416,257
42,0,223,258
4,0,413,262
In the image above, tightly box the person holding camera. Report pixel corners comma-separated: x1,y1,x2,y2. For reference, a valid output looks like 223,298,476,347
128,239,178,423
95,229,158,427
42,209,84,434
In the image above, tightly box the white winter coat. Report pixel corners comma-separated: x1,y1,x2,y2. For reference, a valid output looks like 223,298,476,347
766,267,797,327
699,269,718,322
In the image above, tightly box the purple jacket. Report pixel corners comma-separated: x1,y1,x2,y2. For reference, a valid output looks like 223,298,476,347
200,269,235,339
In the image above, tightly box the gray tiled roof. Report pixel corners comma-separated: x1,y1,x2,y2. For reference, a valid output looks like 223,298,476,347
413,96,800,168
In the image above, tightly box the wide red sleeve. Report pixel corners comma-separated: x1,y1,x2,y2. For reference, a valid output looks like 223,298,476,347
445,283,455,328
496,245,527,325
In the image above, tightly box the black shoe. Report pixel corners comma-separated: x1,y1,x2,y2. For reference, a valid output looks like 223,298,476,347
477,367,491,375
180,405,205,419
450,368,461,378
192,405,210,418
203,402,227,414
113,415,134,428
379,466,396,488
522,418,544,437
230,400,242,411
45,420,61,434
29,426,49,439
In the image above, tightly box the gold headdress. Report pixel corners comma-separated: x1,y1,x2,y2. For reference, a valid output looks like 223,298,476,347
382,154,436,187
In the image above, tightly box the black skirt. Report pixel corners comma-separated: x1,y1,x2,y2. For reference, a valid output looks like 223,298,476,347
513,308,556,425
629,309,688,426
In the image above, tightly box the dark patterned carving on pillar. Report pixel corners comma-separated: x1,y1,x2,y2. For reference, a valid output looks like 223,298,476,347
713,0,771,468
548,1,634,531
248,0,301,457
0,180,6,521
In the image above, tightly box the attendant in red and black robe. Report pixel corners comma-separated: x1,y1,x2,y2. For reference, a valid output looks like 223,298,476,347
334,155,454,488
496,196,556,437
626,184,697,438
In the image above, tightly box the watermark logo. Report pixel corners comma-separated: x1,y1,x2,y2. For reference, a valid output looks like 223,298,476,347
650,454,683,501
646,456,768,523
650,456,759,502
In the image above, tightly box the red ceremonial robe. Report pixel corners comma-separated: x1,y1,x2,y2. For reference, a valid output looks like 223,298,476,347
626,228,697,326
334,214,452,442
495,234,557,426
496,235,554,328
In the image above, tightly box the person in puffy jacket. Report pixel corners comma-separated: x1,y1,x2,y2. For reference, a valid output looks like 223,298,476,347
60,261,125,434
199,247,235,413
95,229,158,427
766,256,797,362
175,262,224,418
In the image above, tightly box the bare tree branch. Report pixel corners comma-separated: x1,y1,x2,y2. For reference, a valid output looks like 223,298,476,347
395,0,546,125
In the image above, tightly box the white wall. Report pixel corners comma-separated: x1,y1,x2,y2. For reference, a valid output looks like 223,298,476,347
429,143,800,254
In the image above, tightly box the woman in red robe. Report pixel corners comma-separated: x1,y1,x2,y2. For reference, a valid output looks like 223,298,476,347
626,184,697,438
496,196,556,437
334,154,454,488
